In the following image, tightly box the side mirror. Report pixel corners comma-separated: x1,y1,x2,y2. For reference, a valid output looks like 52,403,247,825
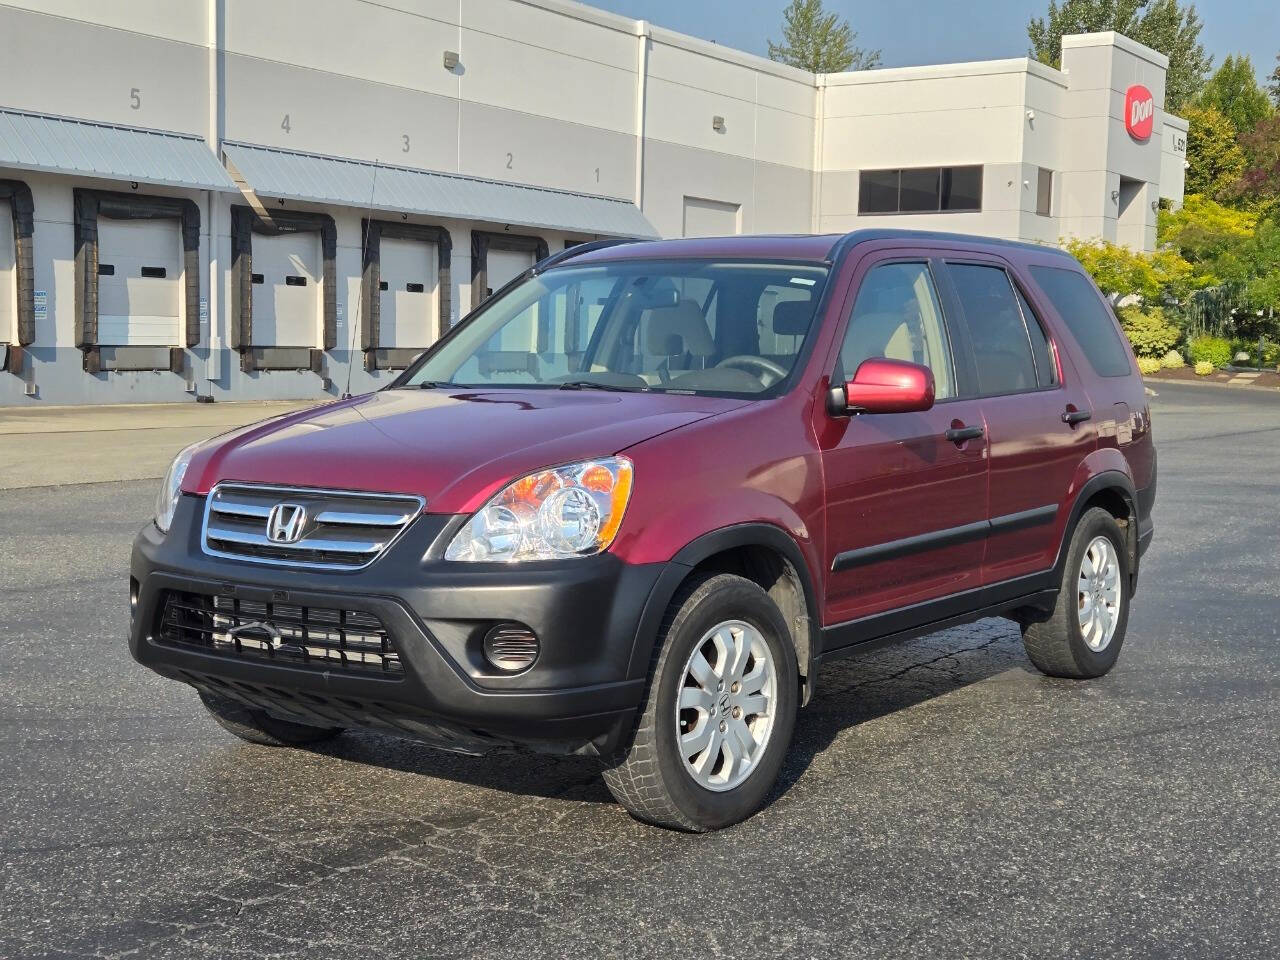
827,358,935,416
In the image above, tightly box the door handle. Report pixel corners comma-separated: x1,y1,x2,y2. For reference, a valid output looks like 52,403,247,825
1062,407,1092,425
944,424,984,444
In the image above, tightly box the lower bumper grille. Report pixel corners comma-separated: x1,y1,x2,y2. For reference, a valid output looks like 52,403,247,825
156,590,403,676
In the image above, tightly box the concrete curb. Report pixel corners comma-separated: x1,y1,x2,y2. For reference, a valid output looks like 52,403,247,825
1142,375,1280,394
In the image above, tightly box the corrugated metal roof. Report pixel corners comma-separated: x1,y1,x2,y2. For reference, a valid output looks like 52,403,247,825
223,142,659,239
0,109,236,191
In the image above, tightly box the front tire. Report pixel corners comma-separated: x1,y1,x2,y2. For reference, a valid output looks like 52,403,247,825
198,690,343,747
1022,507,1131,679
603,573,799,831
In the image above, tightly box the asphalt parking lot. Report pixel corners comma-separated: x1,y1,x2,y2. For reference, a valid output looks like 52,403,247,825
1,380,1277,960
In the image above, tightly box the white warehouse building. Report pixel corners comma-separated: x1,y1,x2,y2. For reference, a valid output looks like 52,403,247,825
0,0,1186,406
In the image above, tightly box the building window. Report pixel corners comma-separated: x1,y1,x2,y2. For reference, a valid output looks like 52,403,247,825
1036,168,1053,217
858,166,983,215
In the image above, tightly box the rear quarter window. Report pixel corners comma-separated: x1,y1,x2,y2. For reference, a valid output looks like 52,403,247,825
1029,265,1131,378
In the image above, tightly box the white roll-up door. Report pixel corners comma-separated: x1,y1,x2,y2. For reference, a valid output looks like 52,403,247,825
97,218,182,346
252,232,321,347
487,248,536,353
487,248,534,296
0,200,14,345
682,197,741,238
380,238,438,348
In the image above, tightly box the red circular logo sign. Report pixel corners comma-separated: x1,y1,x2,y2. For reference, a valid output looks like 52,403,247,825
1125,84,1155,141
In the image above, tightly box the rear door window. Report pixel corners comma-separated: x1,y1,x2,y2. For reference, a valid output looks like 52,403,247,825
1029,265,1131,377
947,263,1040,396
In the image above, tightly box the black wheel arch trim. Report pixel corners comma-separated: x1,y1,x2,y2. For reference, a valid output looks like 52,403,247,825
627,523,822,699
1055,470,1140,588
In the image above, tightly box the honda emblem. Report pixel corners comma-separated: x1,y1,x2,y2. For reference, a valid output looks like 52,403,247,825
266,502,307,544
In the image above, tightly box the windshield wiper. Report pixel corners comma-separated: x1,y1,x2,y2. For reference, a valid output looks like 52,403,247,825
557,379,647,393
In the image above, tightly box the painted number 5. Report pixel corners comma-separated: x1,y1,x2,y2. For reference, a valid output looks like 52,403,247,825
130,88,141,110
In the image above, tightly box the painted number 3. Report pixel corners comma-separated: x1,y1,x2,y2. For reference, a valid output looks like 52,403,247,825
402,134,410,153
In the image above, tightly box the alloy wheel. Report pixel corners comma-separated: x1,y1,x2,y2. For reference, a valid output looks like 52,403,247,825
1078,535,1122,651
675,619,777,792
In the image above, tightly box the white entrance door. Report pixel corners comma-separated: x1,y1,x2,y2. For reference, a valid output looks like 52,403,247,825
252,232,321,346
682,197,741,237
0,200,14,345
380,238,438,347
97,218,182,345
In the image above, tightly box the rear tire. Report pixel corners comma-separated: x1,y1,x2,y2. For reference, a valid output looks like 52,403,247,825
1022,507,1130,679
198,690,343,747
603,573,798,831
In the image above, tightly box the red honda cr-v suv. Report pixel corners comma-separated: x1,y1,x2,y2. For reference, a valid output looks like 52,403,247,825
131,230,1155,831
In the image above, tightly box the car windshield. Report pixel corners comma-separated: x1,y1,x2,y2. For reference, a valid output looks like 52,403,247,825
399,259,830,396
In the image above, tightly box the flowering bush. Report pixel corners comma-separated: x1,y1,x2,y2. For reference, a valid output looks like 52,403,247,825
1137,356,1163,375
1160,349,1185,368
1194,360,1215,376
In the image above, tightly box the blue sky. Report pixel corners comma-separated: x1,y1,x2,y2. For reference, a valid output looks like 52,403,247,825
587,0,1279,80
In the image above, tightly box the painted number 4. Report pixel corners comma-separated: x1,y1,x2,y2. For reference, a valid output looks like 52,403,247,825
281,114,291,134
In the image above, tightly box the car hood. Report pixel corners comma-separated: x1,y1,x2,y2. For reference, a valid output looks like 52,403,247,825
185,387,745,514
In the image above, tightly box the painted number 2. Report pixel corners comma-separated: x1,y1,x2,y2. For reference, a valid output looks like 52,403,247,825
505,152,513,170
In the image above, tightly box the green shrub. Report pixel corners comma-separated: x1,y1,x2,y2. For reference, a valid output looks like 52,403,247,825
1229,339,1280,367
1160,349,1185,368
1119,306,1180,357
1137,356,1163,375
1188,335,1233,368
1194,360,1215,376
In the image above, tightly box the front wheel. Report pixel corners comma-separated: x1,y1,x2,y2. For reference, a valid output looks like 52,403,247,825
603,573,799,831
1022,507,1131,679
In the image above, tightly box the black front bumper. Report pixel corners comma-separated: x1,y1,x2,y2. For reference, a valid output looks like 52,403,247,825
130,495,669,756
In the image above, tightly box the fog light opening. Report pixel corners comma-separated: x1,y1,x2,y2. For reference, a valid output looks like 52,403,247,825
482,623,539,673
130,579,139,624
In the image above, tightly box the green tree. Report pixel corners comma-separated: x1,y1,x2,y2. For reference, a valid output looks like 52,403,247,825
1227,115,1280,217
1180,105,1246,199
767,0,880,73
1194,55,1274,134
1063,237,1193,302
1027,0,1211,110
1268,52,1280,106
1158,194,1257,266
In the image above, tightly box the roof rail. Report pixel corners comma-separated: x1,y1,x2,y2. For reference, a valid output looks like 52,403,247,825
533,237,649,273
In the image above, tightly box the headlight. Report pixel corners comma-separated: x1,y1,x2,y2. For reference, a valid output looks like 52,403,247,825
154,443,198,534
445,457,634,562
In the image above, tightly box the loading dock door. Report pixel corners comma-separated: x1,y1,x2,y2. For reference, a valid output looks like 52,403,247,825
682,197,741,238
97,218,182,345
487,248,536,353
0,200,14,344
253,231,321,346
486,248,534,297
380,237,438,348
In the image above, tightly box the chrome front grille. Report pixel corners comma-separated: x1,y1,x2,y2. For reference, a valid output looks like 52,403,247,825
202,483,424,570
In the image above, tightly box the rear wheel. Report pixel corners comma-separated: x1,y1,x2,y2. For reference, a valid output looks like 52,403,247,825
198,690,343,747
1022,507,1131,679
603,573,798,831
